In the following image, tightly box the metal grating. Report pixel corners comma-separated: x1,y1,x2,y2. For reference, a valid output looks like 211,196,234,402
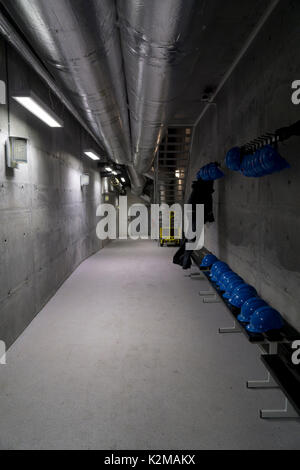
154,127,192,207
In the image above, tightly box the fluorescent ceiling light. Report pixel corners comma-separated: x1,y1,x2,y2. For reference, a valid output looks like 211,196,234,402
12,91,63,128
112,171,117,175
121,177,126,183
84,150,100,161
105,167,112,172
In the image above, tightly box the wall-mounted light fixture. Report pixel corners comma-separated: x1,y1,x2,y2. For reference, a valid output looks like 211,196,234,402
84,150,100,161
12,91,63,128
80,173,90,187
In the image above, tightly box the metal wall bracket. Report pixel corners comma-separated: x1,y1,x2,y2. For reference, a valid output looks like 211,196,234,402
260,398,299,419
219,321,242,334
203,296,222,304
185,272,205,280
199,290,214,296
247,372,278,389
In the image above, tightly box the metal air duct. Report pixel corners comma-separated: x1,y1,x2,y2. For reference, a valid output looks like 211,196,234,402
127,165,146,196
1,0,131,166
117,0,204,174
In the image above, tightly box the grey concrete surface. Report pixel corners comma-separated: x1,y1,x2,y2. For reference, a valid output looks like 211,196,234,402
187,0,300,331
0,40,103,347
0,240,299,450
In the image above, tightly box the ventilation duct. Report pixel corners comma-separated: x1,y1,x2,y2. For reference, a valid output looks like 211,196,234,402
117,0,204,174
127,165,146,196
1,0,131,166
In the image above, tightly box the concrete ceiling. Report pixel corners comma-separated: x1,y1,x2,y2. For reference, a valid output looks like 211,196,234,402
170,0,271,125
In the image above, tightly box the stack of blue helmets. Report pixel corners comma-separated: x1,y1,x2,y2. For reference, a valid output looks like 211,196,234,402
201,254,218,268
217,271,241,291
198,163,225,181
228,283,257,308
237,297,284,333
223,275,244,299
237,297,267,323
246,306,284,333
210,262,231,283
241,145,290,178
225,147,242,171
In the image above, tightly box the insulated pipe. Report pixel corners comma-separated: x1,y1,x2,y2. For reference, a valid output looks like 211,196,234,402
117,0,205,174
0,9,104,151
1,0,131,166
127,165,146,196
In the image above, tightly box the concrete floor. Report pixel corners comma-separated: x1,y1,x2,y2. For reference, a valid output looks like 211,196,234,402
0,240,299,450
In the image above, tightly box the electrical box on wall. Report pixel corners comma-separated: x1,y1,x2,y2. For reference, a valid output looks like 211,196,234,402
5,137,28,169
80,173,90,187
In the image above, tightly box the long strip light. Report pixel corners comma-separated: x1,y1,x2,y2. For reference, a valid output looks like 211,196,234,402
84,150,100,161
12,91,63,128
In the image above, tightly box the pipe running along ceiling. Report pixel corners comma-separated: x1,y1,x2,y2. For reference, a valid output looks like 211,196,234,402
117,0,205,174
1,0,204,187
1,0,145,194
1,0,130,165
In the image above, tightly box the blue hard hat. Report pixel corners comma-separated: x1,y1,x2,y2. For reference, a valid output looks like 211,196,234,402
218,272,240,290
198,163,225,181
242,146,290,178
237,297,268,323
226,147,242,171
223,278,244,299
228,283,257,308
260,145,290,174
211,263,230,282
216,270,234,287
216,269,237,287
251,150,266,177
219,272,242,290
241,153,250,175
201,254,218,268
210,261,226,275
209,164,225,180
246,306,284,333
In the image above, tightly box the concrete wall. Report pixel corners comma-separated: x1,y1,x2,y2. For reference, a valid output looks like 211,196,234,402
0,40,104,347
187,1,300,331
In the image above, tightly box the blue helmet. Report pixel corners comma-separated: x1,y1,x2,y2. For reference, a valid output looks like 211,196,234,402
228,284,257,308
237,297,268,323
208,164,225,180
219,272,242,291
198,163,225,181
201,254,218,268
216,270,234,287
211,263,231,282
223,278,244,299
241,146,290,178
246,306,284,333
210,261,227,276
260,145,290,174
226,147,242,171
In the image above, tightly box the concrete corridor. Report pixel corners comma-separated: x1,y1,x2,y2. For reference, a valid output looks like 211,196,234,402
0,240,299,450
